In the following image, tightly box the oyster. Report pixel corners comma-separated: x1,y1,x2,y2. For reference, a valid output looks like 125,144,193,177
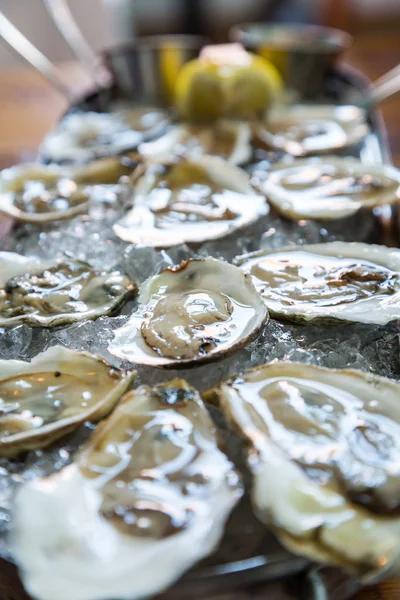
257,156,400,221
235,242,400,325
254,105,368,156
108,258,268,368
0,158,138,224
205,362,400,579
113,156,268,247
0,252,136,328
138,120,252,165
13,379,242,600
0,346,134,457
40,108,169,164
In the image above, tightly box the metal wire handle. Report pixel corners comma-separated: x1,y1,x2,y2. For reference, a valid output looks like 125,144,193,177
0,10,75,100
42,0,111,88
359,62,400,109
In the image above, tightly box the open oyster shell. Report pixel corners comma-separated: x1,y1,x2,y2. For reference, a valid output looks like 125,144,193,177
254,105,368,156
113,155,268,247
257,156,400,221
13,379,242,600
0,252,137,328
204,362,400,579
0,157,138,224
0,346,134,457
108,257,268,368
138,120,252,165
40,108,169,164
235,242,400,325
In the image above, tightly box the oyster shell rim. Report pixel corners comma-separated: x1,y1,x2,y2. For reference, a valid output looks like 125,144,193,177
254,104,369,157
0,251,137,328
0,163,90,224
255,156,400,221
203,360,400,580
234,241,400,326
12,378,243,600
138,119,253,166
108,257,269,369
39,108,170,165
113,154,269,248
0,345,136,457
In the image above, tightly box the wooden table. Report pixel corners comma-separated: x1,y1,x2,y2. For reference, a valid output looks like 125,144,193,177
0,32,399,600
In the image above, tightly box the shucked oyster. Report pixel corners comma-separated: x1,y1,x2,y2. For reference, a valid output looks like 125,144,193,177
236,242,400,325
0,158,138,224
138,120,252,165
109,258,268,368
254,105,368,156
0,346,134,457
257,156,400,221
205,362,400,579
113,155,268,247
0,252,136,328
13,379,242,600
40,108,169,164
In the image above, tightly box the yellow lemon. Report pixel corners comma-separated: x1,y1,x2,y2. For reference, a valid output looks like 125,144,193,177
175,44,282,121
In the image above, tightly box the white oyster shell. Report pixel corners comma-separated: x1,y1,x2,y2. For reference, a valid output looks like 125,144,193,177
108,258,268,368
113,155,268,247
205,362,400,579
138,120,252,165
236,242,400,325
0,158,136,224
12,379,242,600
0,252,136,328
0,346,134,457
40,108,168,164
258,157,400,221
255,104,368,156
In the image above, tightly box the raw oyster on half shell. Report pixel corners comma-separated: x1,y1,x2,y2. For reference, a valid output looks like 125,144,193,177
0,346,134,457
109,257,268,367
40,108,169,164
236,242,400,325
113,156,268,247
205,362,400,579
0,252,136,327
0,157,138,224
254,105,368,156
139,120,252,165
256,156,400,221
13,379,242,600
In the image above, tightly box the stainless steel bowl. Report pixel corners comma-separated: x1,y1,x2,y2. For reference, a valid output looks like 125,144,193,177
230,23,352,99
103,35,208,105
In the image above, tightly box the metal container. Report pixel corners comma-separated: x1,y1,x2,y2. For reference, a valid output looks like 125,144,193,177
103,35,208,105
230,23,352,99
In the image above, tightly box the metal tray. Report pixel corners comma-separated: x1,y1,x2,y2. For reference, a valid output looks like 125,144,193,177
0,57,394,600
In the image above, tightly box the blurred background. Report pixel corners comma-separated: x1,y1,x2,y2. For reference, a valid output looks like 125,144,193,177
0,0,400,63
0,0,399,165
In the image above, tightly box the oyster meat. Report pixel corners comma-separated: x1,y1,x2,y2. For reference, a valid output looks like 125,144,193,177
254,105,368,156
109,257,268,367
40,108,169,164
0,346,134,457
205,362,400,579
0,158,137,224
13,379,242,600
113,156,268,247
236,242,400,325
0,252,136,327
257,156,400,221
139,120,252,165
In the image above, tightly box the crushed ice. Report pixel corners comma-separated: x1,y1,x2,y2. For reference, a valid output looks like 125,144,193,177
0,174,397,561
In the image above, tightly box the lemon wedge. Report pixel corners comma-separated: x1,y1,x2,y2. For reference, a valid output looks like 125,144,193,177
175,44,282,121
